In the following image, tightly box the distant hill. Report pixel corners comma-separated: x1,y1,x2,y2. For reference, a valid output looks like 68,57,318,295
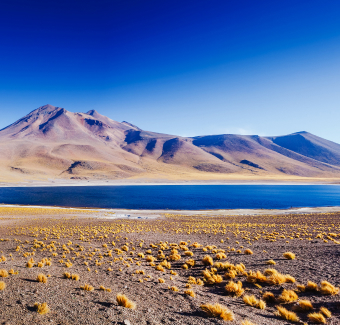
0,104,340,182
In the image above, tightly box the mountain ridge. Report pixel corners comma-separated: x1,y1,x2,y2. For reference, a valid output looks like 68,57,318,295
0,104,340,182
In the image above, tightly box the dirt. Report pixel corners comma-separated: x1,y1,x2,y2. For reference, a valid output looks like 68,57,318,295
0,210,339,325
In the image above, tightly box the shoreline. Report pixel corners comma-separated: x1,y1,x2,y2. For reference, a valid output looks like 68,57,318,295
1,203,340,218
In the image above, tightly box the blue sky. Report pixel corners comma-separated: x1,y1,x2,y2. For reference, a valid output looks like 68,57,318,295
1,0,340,142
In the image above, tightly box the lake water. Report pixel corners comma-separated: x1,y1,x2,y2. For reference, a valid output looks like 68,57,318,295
0,185,339,210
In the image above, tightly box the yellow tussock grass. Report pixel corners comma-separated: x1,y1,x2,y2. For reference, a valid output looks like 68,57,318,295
158,278,165,283
283,252,295,260
202,255,213,266
243,295,266,309
319,280,339,295
71,274,80,281
319,307,331,318
244,249,253,255
0,269,9,278
242,320,256,325
306,281,318,291
64,272,71,279
116,293,136,309
37,274,47,283
275,306,299,322
34,302,50,315
266,259,276,265
0,281,6,290
265,272,287,285
225,280,244,297
293,300,313,312
81,284,94,291
278,289,298,303
262,291,275,302
170,286,179,292
200,303,234,321
184,289,196,297
308,312,326,324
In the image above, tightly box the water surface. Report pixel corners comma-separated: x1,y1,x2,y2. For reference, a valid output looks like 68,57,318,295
0,185,339,210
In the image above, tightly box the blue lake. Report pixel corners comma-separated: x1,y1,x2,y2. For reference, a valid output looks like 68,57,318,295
0,185,340,210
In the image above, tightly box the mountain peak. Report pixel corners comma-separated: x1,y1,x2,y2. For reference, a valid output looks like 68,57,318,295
86,109,98,116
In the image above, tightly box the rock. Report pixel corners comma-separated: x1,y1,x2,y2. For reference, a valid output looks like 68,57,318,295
124,320,131,325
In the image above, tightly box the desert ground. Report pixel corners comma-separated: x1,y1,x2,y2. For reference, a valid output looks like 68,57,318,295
0,206,339,325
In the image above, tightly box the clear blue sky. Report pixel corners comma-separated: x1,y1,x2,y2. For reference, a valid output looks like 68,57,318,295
1,0,340,142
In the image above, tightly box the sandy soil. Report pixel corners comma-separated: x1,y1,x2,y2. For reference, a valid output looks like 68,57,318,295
0,207,339,325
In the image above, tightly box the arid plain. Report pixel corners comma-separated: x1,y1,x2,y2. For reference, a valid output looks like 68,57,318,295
0,206,339,325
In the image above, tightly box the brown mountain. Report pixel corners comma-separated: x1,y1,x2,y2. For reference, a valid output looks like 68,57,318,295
1,104,340,182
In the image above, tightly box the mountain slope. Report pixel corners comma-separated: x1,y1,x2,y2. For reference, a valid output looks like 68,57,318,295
0,104,340,182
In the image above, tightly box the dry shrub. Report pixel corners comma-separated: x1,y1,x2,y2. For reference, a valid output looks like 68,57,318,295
262,291,275,302
243,295,266,309
319,280,339,295
116,293,136,309
319,307,331,318
263,268,277,276
275,306,299,322
202,269,223,285
277,289,298,303
184,289,196,297
215,253,226,260
64,272,71,279
0,269,9,278
81,284,94,291
71,274,80,281
34,302,50,315
225,280,244,297
308,312,326,324
306,281,318,291
201,303,234,321
244,249,253,255
241,320,256,325
247,270,266,283
37,274,47,283
0,281,6,290
266,272,287,285
293,300,313,312
283,252,295,260
202,255,213,266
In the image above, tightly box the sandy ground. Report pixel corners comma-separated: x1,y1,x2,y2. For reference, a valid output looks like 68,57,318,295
0,207,339,325
1,175,340,187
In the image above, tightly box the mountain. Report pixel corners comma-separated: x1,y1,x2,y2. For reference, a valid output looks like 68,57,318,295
1,104,340,182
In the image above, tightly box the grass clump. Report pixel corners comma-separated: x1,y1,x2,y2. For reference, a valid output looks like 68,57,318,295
184,289,196,297
81,283,94,291
116,293,136,309
34,302,50,315
0,281,6,290
225,280,244,297
293,299,314,312
283,252,295,260
243,295,266,309
319,307,331,318
319,280,339,295
37,274,48,283
244,249,253,255
201,303,234,321
202,255,213,266
262,291,275,302
277,289,298,303
308,312,326,324
275,306,299,322
266,259,276,265
0,269,9,278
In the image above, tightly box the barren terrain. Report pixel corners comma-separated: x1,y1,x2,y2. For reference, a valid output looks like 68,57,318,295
0,207,339,324
2,105,340,184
